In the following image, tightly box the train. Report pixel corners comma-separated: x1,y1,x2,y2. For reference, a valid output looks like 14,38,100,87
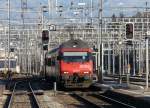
0,50,20,76
0,58,21,78
45,39,97,88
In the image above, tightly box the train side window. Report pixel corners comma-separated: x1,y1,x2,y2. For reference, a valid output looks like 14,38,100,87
46,58,51,66
57,56,60,60
51,58,56,66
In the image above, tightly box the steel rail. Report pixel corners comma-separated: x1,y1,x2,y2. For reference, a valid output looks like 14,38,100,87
97,94,136,108
29,82,41,108
71,93,101,108
72,92,136,108
7,81,41,108
7,82,17,108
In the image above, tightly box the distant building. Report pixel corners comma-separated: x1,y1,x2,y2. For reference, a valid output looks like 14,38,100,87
134,11,150,18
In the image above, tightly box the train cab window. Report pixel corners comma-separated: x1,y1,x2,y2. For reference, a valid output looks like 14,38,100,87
0,61,4,68
63,52,91,62
82,56,86,60
63,52,92,62
10,60,16,68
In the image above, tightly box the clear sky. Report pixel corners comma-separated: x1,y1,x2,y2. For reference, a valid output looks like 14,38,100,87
0,0,150,23
103,0,150,16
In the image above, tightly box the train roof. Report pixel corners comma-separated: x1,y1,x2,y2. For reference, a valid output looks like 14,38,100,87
47,47,59,54
60,39,89,49
47,39,90,56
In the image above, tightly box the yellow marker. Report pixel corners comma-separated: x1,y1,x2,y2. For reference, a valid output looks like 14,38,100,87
128,64,130,69
128,64,130,74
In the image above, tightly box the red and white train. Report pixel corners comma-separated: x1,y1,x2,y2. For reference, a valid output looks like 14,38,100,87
45,39,96,88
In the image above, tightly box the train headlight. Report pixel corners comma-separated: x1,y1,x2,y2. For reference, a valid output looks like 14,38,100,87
84,71,89,74
63,72,69,74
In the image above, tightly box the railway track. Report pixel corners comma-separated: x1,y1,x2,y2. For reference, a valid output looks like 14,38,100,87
71,91,136,108
105,75,150,87
6,81,40,108
105,75,150,82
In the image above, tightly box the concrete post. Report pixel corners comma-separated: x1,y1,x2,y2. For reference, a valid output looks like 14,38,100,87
145,39,149,90
133,42,136,76
119,48,122,84
54,82,57,96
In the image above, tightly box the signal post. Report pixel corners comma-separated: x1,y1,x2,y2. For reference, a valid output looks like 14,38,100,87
125,23,134,86
42,30,49,78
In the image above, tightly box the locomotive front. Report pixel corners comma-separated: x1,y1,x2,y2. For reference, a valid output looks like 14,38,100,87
59,39,93,88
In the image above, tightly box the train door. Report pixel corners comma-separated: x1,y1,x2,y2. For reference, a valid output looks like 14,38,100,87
92,52,98,82
92,52,99,73
55,55,60,82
